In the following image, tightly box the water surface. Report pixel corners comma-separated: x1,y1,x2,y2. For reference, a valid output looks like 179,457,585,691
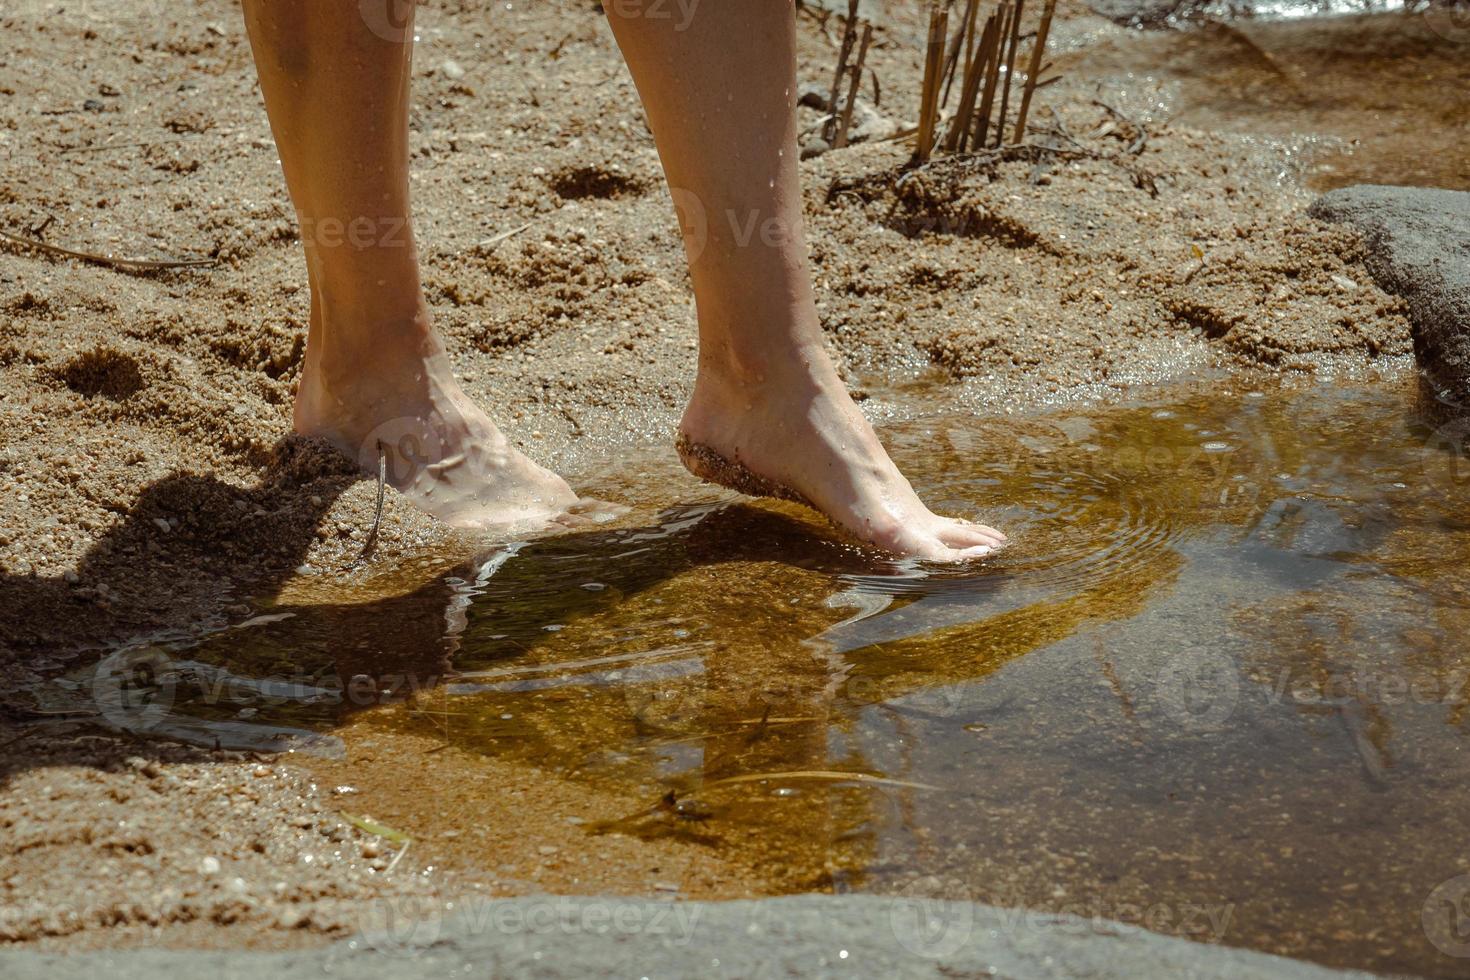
71,377,1470,976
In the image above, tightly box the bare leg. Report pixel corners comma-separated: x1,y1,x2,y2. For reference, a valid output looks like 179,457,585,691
241,1,578,529
604,2,1005,560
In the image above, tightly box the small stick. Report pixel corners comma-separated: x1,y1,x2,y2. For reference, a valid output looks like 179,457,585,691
702,770,941,792
355,440,387,565
0,229,215,271
60,136,205,155
834,22,873,149
384,839,411,875
1012,0,1057,144
995,0,1025,149
476,221,532,249
823,0,860,144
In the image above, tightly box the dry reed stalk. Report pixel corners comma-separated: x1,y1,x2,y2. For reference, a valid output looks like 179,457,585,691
995,0,1025,148
941,0,984,152
1012,0,1057,143
911,0,1057,161
963,8,1004,152
914,1,949,163
938,0,976,109
822,0,860,145
973,4,1007,150
834,21,874,148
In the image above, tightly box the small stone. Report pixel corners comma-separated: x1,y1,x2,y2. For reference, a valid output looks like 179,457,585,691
152,518,171,533
441,59,465,80
800,136,830,161
537,845,559,856
200,855,221,875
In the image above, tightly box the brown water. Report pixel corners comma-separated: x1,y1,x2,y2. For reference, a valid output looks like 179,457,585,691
67,375,1470,976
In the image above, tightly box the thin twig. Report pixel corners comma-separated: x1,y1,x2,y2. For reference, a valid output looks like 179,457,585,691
702,770,941,792
384,839,411,875
0,229,216,271
59,136,207,155
355,440,387,564
476,221,532,249
834,22,873,148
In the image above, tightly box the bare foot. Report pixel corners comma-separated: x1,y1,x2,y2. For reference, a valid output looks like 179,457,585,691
294,328,580,531
677,356,1008,561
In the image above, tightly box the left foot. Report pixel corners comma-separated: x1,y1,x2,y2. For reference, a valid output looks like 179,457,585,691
294,320,583,531
677,355,1007,561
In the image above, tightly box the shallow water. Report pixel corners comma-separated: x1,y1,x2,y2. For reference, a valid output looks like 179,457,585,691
68,375,1470,975
1072,10,1470,191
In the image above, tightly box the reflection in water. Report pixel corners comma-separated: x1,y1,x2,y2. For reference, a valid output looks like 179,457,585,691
48,377,1470,976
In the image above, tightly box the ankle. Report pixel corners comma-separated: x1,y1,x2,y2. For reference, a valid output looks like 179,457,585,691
305,304,438,391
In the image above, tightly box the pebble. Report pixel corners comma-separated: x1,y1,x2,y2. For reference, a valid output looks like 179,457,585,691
200,855,221,875
442,59,466,80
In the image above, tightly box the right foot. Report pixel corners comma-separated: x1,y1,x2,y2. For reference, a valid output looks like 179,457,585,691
294,332,582,531
677,357,1008,562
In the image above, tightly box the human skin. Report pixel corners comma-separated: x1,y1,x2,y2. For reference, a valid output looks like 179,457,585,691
240,0,1006,560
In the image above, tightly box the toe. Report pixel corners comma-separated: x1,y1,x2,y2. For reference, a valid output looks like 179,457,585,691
936,519,1007,551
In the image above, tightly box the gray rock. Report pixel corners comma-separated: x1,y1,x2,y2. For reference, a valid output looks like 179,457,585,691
800,135,832,160
1309,184,1470,404
0,894,1384,979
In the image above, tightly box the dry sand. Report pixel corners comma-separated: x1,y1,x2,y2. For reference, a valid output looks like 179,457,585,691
0,0,1416,951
